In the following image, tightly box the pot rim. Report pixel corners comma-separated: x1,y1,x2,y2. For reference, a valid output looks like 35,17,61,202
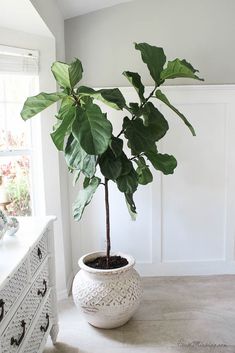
78,251,135,274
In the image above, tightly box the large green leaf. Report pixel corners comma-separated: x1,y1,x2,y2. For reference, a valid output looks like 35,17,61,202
21,92,65,120
65,134,96,178
51,104,76,150
51,58,83,89
135,42,166,85
155,90,195,136
123,71,145,102
134,157,153,185
123,117,155,155
145,149,177,175
99,148,122,180
73,170,81,186
77,86,126,110
56,96,74,120
143,102,169,141
129,102,141,117
72,102,112,155
116,169,138,194
73,177,100,221
109,136,123,158
125,192,137,220
120,153,133,176
160,59,204,81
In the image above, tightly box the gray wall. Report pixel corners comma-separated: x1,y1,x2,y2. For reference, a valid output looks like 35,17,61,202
65,0,235,87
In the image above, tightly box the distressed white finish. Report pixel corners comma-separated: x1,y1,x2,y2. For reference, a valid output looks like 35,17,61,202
70,85,235,277
72,252,142,328
0,217,58,353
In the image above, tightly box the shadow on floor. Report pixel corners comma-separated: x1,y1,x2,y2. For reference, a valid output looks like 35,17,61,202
44,342,79,353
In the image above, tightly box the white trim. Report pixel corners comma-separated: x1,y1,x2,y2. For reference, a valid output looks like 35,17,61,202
66,271,74,295
0,149,31,157
57,271,74,301
136,261,235,277
0,44,39,59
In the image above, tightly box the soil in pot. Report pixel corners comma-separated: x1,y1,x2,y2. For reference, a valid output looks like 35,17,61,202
86,255,128,269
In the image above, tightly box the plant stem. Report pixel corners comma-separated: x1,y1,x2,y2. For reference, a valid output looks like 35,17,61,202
104,178,111,268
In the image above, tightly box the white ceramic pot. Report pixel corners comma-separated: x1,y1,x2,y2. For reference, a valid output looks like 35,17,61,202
72,251,142,329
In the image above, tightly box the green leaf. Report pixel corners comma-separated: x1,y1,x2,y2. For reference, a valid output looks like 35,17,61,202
72,102,112,155
78,86,126,110
73,170,81,186
145,149,177,174
109,136,123,158
99,148,122,180
116,169,138,194
129,103,141,116
125,192,137,220
51,104,76,150
83,177,90,188
123,117,155,155
21,92,65,120
65,134,96,178
56,96,75,120
134,157,153,185
155,90,196,136
51,58,83,89
135,42,166,85
73,177,100,221
143,102,169,141
160,58,204,81
123,71,145,102
120,153,133,176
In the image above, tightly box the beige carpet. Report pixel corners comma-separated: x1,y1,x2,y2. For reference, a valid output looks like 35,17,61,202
44,342,78,352
44,276,235,353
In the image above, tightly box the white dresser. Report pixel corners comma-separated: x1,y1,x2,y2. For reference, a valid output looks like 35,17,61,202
0,216,58,353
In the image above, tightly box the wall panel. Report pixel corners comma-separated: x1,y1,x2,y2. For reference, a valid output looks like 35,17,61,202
70,85,235,276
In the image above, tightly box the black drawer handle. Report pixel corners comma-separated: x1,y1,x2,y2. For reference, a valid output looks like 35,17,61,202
37,279,47,297
10,320,26,346
0,299,5,322
40,313,49,333
37,247,42,260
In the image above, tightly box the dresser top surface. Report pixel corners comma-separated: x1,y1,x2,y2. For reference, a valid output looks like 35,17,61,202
0,216,55,285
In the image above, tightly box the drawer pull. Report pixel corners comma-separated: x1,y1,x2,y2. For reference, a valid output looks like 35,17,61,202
0,299,5,322
10,320,26,346
37,247,43,260
40,313,49,333
37,279,47,297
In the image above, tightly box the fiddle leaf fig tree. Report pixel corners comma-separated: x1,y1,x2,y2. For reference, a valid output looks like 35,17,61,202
20,42,203,268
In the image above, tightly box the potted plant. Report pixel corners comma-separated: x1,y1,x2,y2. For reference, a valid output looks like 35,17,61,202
21,42,203,328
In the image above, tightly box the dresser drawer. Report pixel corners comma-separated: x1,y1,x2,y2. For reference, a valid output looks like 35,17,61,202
23,292,53,353
0,260,28,325
30,231,48,276
1,260,50,353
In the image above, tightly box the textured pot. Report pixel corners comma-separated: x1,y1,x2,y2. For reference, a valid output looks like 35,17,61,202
72,251,142,329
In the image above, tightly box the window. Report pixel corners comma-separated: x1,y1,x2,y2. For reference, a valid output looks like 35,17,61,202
0,46,39,216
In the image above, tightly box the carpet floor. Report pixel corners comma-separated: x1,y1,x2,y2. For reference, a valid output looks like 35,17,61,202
44,276,235,353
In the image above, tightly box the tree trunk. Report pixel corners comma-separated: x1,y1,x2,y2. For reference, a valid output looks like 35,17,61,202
104,178,110,268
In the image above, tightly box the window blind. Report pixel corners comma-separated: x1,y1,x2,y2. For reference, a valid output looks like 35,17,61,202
0,45,39,74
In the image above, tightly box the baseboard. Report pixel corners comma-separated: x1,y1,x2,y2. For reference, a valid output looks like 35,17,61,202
135,260,235,277
66,271,74,295
57,271,74,301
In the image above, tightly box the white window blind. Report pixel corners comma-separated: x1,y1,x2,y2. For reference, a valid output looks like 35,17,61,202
0,45,39,74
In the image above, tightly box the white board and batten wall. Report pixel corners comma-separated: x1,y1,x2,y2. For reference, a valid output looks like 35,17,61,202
69,85,235,277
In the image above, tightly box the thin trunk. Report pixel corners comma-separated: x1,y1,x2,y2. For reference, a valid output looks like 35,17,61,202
104,178,111,268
